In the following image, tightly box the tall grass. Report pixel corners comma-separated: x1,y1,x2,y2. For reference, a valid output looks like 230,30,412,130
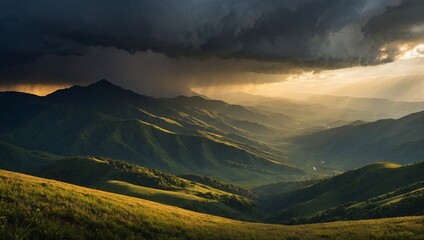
0,170,423,240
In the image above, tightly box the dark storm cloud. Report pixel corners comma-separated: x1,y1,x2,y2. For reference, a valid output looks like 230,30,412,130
362,0,424,61
1,0,423,66
0,0,423,94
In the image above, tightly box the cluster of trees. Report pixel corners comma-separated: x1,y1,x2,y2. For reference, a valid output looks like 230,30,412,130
106,159,189,190
179,174,256,198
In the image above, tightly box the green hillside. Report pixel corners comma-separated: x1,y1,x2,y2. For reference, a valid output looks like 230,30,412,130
263,162,424,223
0,80,302,185
46,80,290,142
254,178,320,196
96,180,251,220
8,114,298,184
32,157,187,190
31,157,257,219
294,181,424,224
1,170,422,240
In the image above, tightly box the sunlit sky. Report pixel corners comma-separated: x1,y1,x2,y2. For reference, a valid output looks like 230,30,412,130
194,44,424,102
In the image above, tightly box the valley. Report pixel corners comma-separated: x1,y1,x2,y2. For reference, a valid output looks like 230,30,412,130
0,80,423,239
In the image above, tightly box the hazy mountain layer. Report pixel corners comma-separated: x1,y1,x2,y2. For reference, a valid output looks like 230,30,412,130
212,92,424,130
290,111,424,169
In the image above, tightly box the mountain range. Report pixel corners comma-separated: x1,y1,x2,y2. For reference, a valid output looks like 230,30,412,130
2,79,424,180
1,79,423,239
213,91,424,131
0,80,302,185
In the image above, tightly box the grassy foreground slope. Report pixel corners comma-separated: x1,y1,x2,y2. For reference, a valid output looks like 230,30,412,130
0,170,423,240
31,157,256,220
95,180,251,220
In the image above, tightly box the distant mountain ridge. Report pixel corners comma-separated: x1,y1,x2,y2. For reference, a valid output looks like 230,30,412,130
291,110,424,169
212,91,424,128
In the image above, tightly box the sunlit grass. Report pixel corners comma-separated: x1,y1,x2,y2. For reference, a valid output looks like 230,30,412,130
0,170,423,240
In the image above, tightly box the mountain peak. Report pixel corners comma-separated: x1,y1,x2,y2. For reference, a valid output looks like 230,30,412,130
91,79,115,86
45,79,147,105
87,79,121,89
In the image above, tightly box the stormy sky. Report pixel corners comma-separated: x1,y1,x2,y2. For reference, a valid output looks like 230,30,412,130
1,0,423,96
